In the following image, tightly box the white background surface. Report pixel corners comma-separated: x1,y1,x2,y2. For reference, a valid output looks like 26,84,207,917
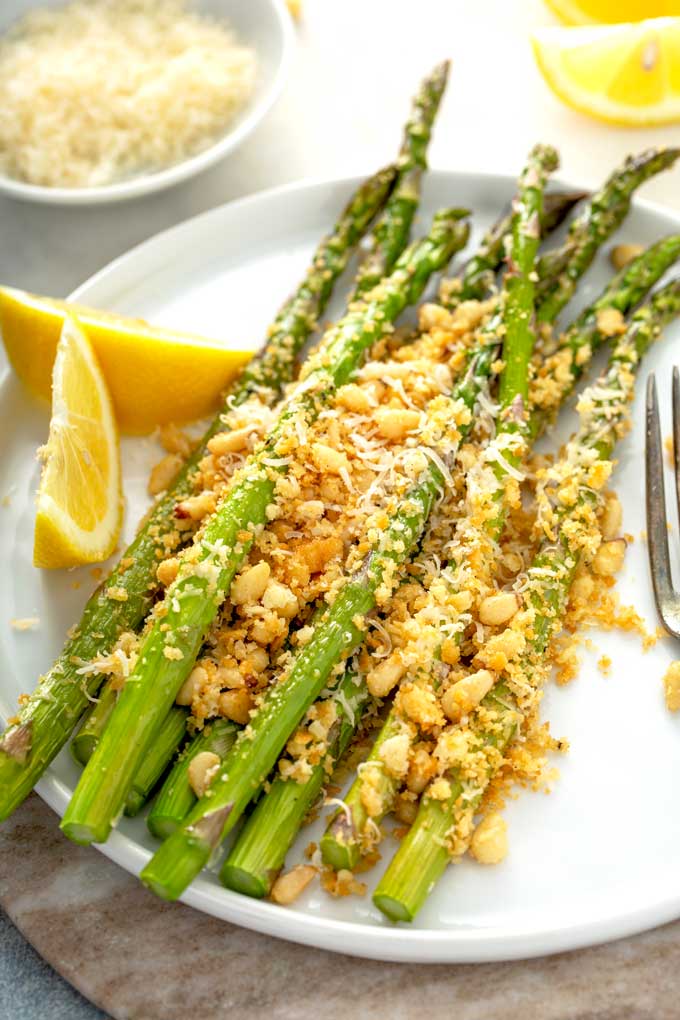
1,0,679,297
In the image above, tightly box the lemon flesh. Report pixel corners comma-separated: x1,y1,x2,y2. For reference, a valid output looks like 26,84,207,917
533,17,680,125
34,316,123,569
545,0,680,25
0,287,252,434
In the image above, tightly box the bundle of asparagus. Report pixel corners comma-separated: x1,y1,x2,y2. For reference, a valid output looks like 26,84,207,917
1,60,679,925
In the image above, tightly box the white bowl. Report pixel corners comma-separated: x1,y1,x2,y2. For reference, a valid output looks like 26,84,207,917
0,0,294,206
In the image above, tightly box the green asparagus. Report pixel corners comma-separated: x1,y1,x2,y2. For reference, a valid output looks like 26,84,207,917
221,671,370,898
137,147,557,902
352,61,449,299
0,164,395,823
60,208,470,848
321,142,558,869
444,189,586,308
373,278,680,922
147,719,239,840
536,147,680,322
325,232,680,868
124,708,188,818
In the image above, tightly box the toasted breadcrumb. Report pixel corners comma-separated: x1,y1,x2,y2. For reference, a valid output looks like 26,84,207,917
663,661,680,712
666,435,675,470
9,617,40,631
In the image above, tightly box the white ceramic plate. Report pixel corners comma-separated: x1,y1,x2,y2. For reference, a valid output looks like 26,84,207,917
2,171,680,963
0,0,294,206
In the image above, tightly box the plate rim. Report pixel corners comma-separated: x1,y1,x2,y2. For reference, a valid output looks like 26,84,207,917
13,168,680,962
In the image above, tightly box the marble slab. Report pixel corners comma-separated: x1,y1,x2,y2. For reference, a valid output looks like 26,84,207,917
0,796,679,1020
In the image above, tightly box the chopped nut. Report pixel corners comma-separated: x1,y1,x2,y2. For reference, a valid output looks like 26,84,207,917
188,751,220,798
245,646,269,674
336,383,370,414
600,492,622,541
375,407,420,441
175,664,207,706
207,428,251,456
215,664,245,688
367,653,405,698
470,812,508,865
378,732,410,778
156,557,179,587
271,864,317,905
176,490,216,521
311,442,347,475
441,669,495,722
231,561,271,605
219,687,254,724
610,242,644,271
148,453,182,495
159,423,193,458
262,579,299,618
478,592,520,627
406,746,437,794
591,538,626,577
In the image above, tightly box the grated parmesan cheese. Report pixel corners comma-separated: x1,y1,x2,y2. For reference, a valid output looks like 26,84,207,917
0,0,257,188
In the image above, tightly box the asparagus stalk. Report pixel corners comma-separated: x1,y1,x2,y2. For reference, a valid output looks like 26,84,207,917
444,189,586,308
536,148,680,322
244,185,636,881
373,279,680,922
71,682,119,766
322,233,680,869
124,708,188,818
352,62,449,300
531,233,680,437
60,209,470,848
138,149,557,902
0,165,395,823
62,65,450,785
321,142,558,869
221,671,369,898
147,719,239,840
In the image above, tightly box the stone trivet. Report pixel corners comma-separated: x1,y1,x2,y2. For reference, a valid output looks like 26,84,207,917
1,796,679,1020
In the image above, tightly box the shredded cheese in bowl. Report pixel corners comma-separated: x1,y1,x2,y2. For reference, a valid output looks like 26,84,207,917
0,0,257,189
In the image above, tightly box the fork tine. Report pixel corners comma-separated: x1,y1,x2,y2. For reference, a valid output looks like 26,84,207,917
673,366,680,530
646,372,679,637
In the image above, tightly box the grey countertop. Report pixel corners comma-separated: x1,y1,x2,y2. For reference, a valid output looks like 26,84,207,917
0,909,107,1020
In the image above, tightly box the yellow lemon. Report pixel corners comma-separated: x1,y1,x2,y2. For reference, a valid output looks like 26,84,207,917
545,0,680,25
0,287,252,434
532,18,680,125
34,316,123,569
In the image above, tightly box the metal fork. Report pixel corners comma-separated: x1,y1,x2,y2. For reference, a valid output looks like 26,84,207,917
646,367,680,638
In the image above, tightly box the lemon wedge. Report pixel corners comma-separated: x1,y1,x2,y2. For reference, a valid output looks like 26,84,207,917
33,316,123,569
0,287,252,434
533,18,680,125
545,0,680,25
